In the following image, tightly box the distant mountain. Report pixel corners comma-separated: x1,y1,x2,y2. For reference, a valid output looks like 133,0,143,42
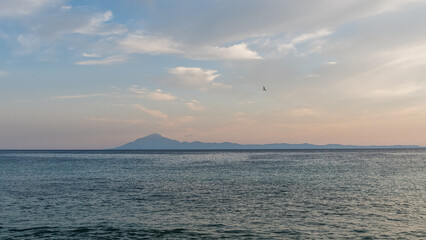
114,134,422,150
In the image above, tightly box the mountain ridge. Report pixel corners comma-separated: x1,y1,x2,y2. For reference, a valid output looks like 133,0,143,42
114,134,422,150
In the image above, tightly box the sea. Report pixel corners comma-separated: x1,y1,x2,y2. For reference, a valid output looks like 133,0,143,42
0,149,425,239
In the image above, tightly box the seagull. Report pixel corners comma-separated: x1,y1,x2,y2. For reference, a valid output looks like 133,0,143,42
263,86,267,91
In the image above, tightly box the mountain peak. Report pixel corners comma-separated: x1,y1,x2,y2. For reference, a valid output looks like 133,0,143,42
114,135,423,150
144,133,164,139
116,133,181,149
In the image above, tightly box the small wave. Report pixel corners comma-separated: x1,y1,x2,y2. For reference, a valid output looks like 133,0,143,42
71,227,92,233
8,226,57,232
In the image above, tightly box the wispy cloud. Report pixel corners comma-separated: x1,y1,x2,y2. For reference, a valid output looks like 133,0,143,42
49,93,106,100
238,101,253,105
71,10,127,36
188,43,262,60
305,74,320,78
82,53,101,58
292,29,332,45
120,34,181,55
367,84,423,98
277,29,333,55
75,56,126,65
169,67,219,82
60,5,72,10
0,0,56,17
186,99,205,111
145,89,177,101
128,86,177,101
168,67,231,89
289,108,321,117
132,104,168,119
119,33,261,60
86,117,145,125
382,43,426,69
9,5,127,56
0,71,8,77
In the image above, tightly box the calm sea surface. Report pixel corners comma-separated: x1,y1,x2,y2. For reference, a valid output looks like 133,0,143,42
0,149,425,239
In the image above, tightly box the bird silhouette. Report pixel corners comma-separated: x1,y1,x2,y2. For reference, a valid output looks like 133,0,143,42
263,86,266,91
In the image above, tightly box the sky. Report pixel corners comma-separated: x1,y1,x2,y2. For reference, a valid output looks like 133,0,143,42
1,0,426,149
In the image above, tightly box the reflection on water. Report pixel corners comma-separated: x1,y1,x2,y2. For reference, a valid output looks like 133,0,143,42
0,150,425,239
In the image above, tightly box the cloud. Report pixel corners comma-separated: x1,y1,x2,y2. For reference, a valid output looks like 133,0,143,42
306,74,320,78
49,93,106,100
82,53,101,58
289,108,321,117
186,100,205,111
120,34,181,54
381,43,426,69
36,9,126,37
188,43,262,60
238,101,253,105
169,67,219,82
0,71,8,77
167,67,231,89
75,56,127,65
58,10,127,36
17,34,42,54
8,6,127,56
276,29,333,55
0,0,56,17
132,104,168,119
292,29,332,44
139,1,419,47
119,33,261,60
177,115,195,123
129,86,177,101
60,5,72,10
367,84,423,98
86,117,145,125
333,41,426,101
161,115,195,128
145,89,177,101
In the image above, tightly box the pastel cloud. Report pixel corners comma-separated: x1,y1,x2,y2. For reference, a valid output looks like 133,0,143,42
368,84,422,98
277,29,333,55
169,67,219,82
144,1,419,47
132,104,168,119
146,89,177,101
188,43,262,60
4,0,426,148
292,29,332,45
119,34,261,60
129,86,177,101
49,93,106,100
186,100,205,111
120,34,181,54
168,67,231,89
75,56,127,65
87,117,145,125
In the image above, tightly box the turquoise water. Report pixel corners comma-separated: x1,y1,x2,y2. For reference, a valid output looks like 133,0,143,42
0,150,425,239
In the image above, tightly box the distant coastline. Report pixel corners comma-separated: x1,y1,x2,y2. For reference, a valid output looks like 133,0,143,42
114,133,423,150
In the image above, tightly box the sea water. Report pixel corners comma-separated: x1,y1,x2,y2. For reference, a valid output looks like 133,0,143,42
0,150,425,239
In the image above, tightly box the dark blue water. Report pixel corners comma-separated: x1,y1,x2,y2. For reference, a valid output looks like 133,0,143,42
0,150,425,239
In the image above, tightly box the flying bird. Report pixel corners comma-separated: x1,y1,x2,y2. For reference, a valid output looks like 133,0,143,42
263,86,266,91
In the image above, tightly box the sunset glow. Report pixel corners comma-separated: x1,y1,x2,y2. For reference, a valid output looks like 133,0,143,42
1,0,426,149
